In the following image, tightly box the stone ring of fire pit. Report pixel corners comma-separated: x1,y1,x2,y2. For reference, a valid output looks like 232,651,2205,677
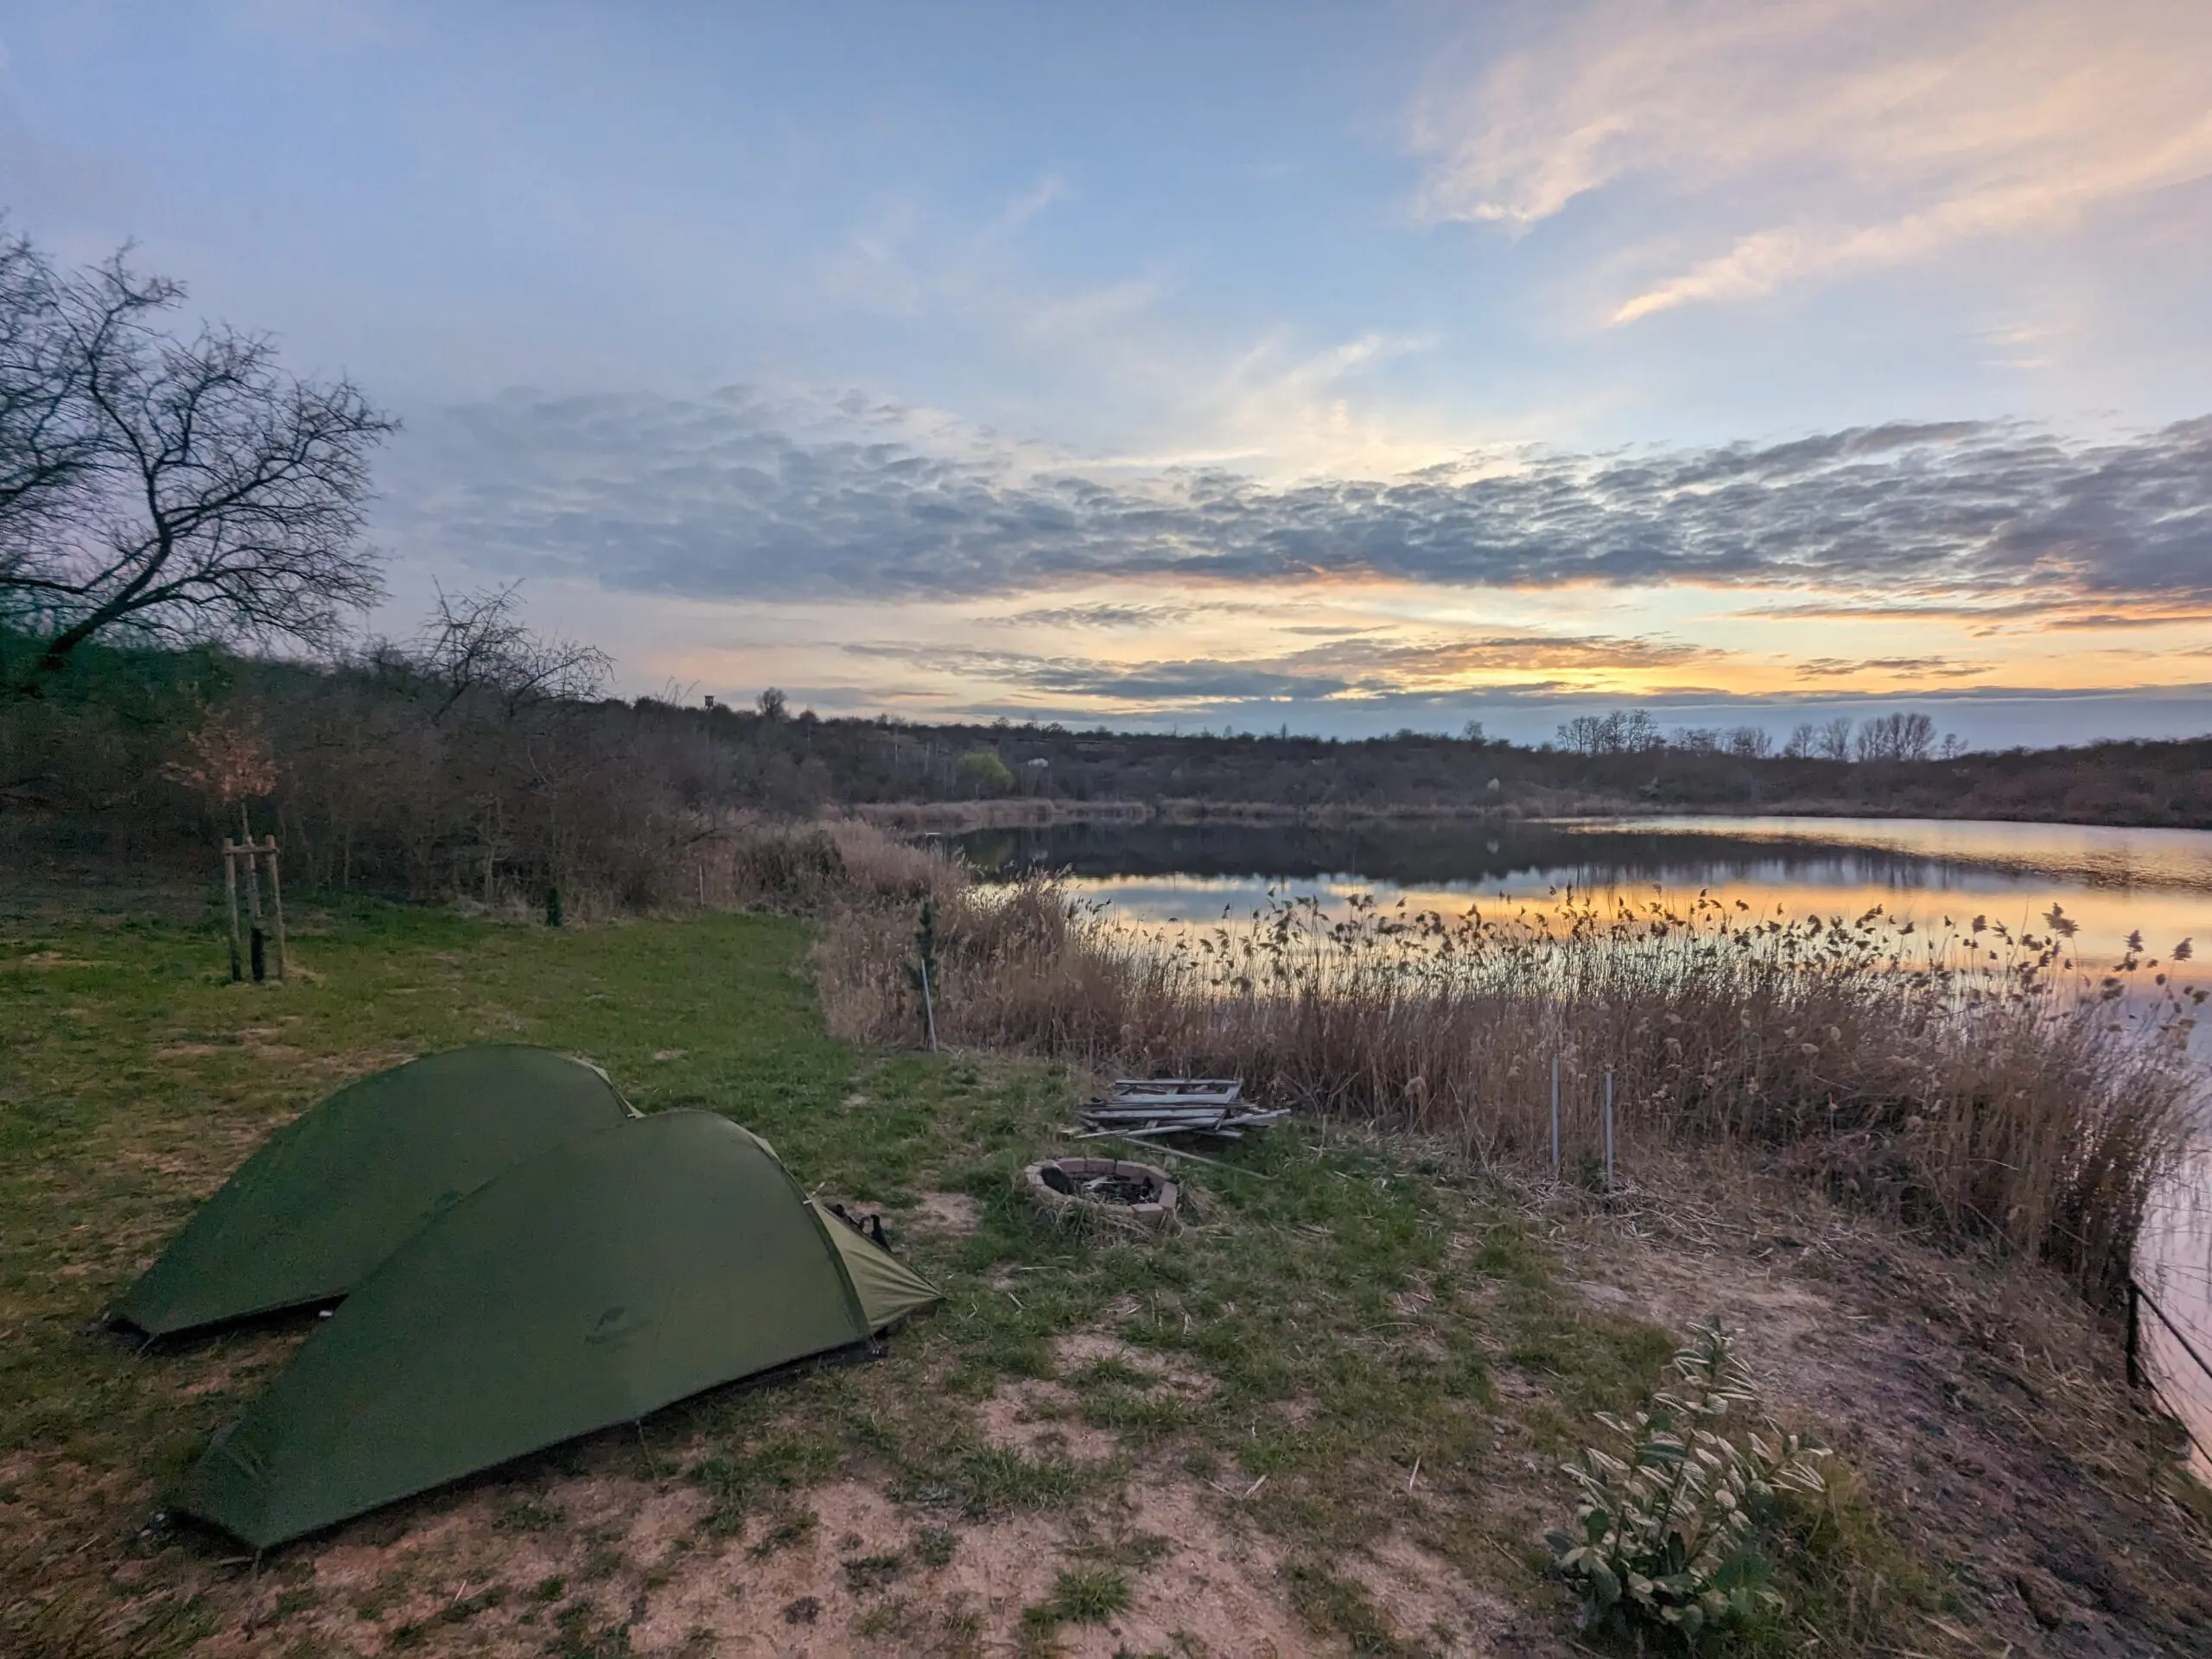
1023,1156,1179,1233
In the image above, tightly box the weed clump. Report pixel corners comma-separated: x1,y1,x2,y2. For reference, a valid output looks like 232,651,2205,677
1023,1565,1131,1629
1550,1320,1827,1647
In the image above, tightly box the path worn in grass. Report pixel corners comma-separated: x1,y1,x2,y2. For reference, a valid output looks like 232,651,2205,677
4,879,2202,1656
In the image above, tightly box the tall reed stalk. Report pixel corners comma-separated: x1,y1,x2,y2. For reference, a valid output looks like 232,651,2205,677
816,871,2203,1306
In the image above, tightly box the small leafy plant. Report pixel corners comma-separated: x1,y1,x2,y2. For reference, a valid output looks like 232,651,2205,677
1549,1320,1827,1648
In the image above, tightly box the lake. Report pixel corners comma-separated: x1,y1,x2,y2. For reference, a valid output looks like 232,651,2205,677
953,812,2212,1473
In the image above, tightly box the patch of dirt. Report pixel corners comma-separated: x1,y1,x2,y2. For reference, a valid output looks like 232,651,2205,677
1338,1532,1541,1658
188,1457,717,1657
5,950,96,969
1096,1477,1322,1657
1565,1278,1633,1308
650,1049,685,1063
911,1191,982,1236
976,1380,1118,1462
628,1473,1332,1658
194,1457,1342,1658
1054,1331,1217,1396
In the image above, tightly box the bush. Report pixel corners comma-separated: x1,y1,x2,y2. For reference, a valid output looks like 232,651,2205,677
954,747,1015,797
1549,1321,1828,1647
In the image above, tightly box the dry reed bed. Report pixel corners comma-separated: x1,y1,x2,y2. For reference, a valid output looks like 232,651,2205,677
816,863,2205,1307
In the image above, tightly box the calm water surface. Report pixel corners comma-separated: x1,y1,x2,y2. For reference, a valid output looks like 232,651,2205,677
957,813,2212,1469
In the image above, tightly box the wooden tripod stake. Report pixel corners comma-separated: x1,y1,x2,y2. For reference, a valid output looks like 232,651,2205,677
221,823,288,982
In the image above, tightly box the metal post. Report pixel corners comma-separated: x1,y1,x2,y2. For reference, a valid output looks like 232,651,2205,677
264,836,287,982
919,957,939,1053
1549,1056,1560,1179
1603,1070,1615,1190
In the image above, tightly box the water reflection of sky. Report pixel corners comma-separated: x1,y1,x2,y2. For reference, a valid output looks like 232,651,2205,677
1019,815,2212,1477
1610,817,2212,893
1069,865,2212,1000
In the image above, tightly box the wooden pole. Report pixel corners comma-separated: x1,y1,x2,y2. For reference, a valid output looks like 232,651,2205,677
238,807,263,928
238,805,265,982
222,839,243,982
264,836,288,982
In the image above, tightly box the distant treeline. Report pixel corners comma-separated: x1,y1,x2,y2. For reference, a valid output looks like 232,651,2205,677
4,624,2209,912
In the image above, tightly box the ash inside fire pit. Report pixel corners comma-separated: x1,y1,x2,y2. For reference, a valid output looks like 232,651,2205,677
1023,1156,1179,1232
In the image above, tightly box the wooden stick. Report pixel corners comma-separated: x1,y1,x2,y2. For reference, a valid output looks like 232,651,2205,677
264,836,288,982
222,839,242,982
238,808,263,927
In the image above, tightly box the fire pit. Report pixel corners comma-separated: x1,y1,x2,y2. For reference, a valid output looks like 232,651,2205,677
1023,1156,1179,1234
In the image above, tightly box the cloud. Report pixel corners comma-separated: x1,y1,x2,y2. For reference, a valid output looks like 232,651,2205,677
1286,632,1713,681
842,642,1353,705
382,391,2212,617
1410,0,2212,320
1794,656,1987,681
984,601,1204,631
840,626,1719,711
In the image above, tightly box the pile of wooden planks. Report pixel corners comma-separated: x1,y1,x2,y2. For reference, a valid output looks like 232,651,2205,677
1075,1077,1287,1142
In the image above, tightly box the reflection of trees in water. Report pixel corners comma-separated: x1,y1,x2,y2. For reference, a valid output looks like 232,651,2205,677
952,820,2133,895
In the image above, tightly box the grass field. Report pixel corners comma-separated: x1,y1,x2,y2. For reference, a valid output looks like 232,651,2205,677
3,879,2202,1656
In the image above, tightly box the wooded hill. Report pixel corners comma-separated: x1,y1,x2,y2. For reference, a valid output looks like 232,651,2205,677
5,628,2209,913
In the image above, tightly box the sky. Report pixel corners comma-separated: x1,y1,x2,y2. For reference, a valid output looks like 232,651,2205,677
4,0,2211,746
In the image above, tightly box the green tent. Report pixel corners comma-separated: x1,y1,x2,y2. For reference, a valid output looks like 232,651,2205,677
115,1046,632,1337
178,1110,939,1548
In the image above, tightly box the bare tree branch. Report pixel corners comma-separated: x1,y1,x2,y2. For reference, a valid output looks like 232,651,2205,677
0,235,396,690
383,582,613,721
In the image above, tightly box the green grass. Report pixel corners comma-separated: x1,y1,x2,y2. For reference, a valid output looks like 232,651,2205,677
1023,1564,1132,1629
0,875,1918,1654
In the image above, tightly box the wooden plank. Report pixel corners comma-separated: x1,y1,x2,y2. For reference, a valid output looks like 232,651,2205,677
1104,1084,1241,1097
1097,1094,1239,1109
1084,1107,1229,1120
1082,1109,1225,1119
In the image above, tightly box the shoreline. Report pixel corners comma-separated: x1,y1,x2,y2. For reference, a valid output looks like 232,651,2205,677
843,795,2212,835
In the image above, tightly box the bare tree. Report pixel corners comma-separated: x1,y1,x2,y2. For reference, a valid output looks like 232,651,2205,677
1856,710,1936,763
1556,708,1660,755
1815,716,1856,761
1782,721,1818,759
1724,725,1773,759
0,238,396,690
0,228,142,573
395,582,613,720
757,686,788,721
